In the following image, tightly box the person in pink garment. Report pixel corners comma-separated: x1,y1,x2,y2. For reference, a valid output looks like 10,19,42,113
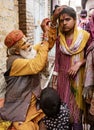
83,9,94,130
41,6,90,130
78,9,88,30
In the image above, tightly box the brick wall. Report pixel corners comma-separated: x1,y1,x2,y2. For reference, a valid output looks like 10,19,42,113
26,0,34,43
18,0,27,35
0,0,52,73
18,0,35,43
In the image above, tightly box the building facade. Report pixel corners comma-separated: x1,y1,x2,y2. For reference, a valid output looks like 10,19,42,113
0,0,61,72
0,0,19,71
81,0,94,10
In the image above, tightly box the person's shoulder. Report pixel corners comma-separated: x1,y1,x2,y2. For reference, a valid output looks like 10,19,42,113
86,40,94,55
59,102,70,118
78,27,90,38
60,102,69,111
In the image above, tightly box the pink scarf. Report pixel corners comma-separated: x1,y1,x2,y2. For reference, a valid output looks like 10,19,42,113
89,12,94,39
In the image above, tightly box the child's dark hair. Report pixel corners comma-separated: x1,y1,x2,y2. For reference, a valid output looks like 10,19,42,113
80,9,87,18
40,87,61,117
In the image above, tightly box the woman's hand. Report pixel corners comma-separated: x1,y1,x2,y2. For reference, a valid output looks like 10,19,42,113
68,59,86,78
82,86,94,104
68,61,82,78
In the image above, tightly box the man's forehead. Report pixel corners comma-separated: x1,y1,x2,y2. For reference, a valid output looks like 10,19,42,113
16,37,28,48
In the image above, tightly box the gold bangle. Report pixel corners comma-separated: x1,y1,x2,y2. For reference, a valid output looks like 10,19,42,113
49,22,57,28
43,37,48,41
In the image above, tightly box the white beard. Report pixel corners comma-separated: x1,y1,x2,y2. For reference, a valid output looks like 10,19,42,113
20,47,37,59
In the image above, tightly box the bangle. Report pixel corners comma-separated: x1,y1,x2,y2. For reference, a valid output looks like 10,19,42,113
42,33,49,41
43,37,48,41
43,36,49,41
49,22,58,28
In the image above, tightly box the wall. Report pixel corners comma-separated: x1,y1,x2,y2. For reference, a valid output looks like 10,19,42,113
19,0,50,44
26,0,35,43
0,0,19,72
0,0,19,44
86,0,94,11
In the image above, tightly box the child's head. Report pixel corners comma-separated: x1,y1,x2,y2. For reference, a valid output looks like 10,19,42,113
40,87,61,117
80,9,87,18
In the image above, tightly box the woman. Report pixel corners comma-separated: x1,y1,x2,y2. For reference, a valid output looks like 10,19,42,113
41,6,90,130
83,10,94,130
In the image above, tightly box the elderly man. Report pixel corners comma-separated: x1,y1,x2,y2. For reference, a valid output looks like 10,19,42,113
0,29,55,130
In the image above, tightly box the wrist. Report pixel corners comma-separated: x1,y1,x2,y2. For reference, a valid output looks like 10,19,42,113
51,16,57,26
43,37,48,42
51,17,57,24
42,34,49,42
78,60,85,67
41,32,48,42
49,22,58,29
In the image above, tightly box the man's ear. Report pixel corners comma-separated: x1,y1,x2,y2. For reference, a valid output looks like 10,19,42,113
15,50,20,55
14,43,20,54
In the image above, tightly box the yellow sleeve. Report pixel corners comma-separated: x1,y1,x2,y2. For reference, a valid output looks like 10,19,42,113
33,43,41,51
47,27,57,49
33,27,57,51
10,42,49,76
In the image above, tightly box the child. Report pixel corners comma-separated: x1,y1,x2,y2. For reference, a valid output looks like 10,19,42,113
78,9,88,30
39,87,70,130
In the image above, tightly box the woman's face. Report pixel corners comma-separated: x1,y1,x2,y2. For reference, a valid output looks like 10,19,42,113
88,9,94,21
59,13,76,33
